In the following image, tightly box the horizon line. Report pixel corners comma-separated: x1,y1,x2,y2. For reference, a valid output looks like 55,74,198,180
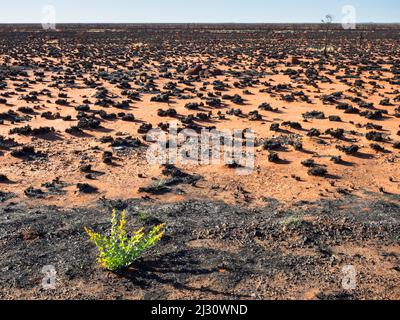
1,22,400,25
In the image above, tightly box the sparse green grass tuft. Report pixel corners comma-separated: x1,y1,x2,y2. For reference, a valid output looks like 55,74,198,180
138,210,151,222
280,214,304,227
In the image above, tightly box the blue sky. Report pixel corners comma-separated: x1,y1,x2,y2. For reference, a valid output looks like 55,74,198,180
0,0,399,23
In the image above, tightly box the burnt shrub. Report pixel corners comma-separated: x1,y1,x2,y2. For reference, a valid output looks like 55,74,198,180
336,144,360,155
308,166,328,177
366,131,385,142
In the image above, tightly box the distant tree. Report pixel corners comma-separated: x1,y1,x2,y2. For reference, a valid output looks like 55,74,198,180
321,14,333,57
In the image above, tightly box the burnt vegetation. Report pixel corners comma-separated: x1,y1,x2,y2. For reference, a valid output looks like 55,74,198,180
0,24,399,300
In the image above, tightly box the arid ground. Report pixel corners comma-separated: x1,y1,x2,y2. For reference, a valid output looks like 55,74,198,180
0,24,399,300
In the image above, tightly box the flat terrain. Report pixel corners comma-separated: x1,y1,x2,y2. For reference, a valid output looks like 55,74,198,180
0,24,399,299
0,195,399,300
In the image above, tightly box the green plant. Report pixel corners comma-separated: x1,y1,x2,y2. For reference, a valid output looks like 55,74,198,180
280,214,304,227
148,179,170,192
138,210,151,222
85,209,165,271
